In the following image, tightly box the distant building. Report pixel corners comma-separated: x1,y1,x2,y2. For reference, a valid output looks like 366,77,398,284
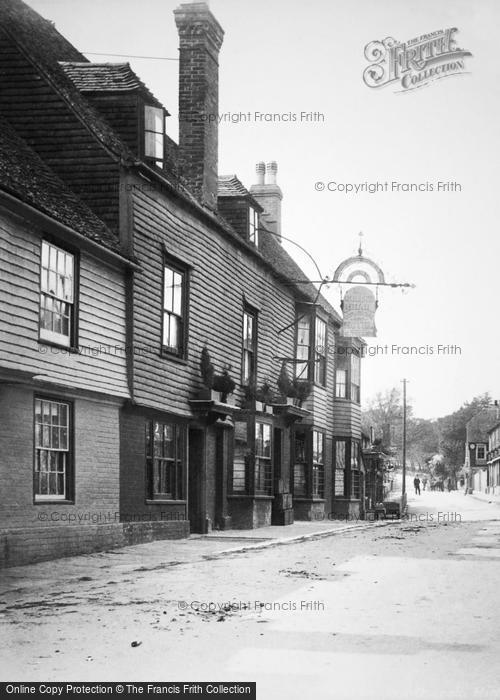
486,421,500,496
464,405,500,494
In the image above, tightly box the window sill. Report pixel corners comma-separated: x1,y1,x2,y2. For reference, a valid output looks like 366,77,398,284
160,350,188,365
38,339,79,354
34,499,74,505
228,494,273,500
145,500,187,505
293,497,325,503
333,397,361,406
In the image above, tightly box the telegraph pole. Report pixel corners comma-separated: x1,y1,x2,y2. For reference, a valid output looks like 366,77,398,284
402,378,408,498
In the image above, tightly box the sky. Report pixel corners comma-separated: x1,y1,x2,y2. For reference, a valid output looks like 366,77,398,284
27,0,500,419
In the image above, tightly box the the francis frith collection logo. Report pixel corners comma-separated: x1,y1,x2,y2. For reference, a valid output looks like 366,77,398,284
363,28,472,92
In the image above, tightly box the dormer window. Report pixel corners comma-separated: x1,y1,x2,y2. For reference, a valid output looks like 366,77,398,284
249,206,259,246
144,105,164,167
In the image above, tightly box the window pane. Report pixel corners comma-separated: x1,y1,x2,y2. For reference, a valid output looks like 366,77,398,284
294,463,306,496
172,272,183,315
41,240,49,268
40,242,74,340
145,105,163,132
336,441,346,469
34,399,70,499
145,422,152,457
335,369,347,398
313,431,324,463
164,267,173,311
297,317,310,346
295,435,306,463
233,456,247,492
315,318,326,352
149,421,184,499
169,315,179,350
145,131,164,160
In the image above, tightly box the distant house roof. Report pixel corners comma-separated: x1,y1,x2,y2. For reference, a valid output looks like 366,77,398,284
59,62,168,112
0,116,123,253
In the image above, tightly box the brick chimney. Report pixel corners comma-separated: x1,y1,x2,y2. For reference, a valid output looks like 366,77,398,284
174,2,224,210
250,161,283,243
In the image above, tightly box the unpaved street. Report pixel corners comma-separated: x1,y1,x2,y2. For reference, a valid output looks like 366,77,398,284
1,491,500,700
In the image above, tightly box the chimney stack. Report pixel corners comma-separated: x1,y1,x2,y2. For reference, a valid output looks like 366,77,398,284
174,2,224,210
250,161,283,243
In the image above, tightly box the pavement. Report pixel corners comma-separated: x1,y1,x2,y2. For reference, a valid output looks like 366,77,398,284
468,489,500,505
0,515,392,593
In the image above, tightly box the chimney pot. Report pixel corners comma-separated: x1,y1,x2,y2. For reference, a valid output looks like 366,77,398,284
249,160,283,244
255,162,265,185
266,161,278,185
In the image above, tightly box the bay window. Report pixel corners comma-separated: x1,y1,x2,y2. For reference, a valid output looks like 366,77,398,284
295,314,311,379
295,310,328,385
335,369,347,398
335,346,361,403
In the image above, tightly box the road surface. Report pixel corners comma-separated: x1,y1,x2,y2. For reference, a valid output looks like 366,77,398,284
1,490,500,700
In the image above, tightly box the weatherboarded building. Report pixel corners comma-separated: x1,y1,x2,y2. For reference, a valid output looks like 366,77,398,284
0,0,364,566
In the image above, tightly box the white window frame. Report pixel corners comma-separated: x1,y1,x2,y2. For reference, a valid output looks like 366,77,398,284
34,397,71,501
39,241,75,347
249,206,259,246
144,105,165,167
162,263,185,356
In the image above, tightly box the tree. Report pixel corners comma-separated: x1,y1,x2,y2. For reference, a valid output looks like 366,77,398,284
362,388,404,450
362,387,439,469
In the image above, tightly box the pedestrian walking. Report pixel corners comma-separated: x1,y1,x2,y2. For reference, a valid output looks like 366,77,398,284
422,477,428,491
414,476,421,495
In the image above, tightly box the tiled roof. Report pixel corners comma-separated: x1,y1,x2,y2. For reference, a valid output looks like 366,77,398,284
218,175,252,198
0,116,123,253
59,62,167,111
0,0,136,164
